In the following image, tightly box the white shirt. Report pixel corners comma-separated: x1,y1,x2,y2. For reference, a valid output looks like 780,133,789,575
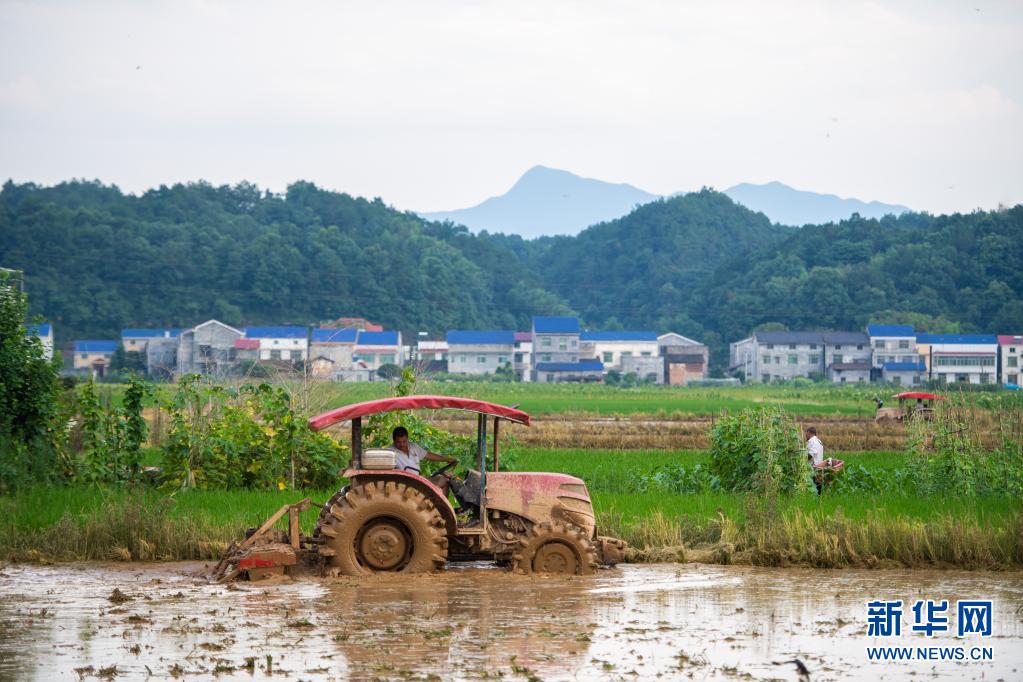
389,442,428,474
806,436,824,466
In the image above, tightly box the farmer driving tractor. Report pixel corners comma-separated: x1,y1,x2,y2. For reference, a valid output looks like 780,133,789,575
388,426,458,496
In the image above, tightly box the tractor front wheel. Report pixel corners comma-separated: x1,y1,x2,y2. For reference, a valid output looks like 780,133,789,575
512,522,597,576
317,481,448,576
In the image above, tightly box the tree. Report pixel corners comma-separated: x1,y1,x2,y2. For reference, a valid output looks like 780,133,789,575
110,344,146,374
0,275,64,491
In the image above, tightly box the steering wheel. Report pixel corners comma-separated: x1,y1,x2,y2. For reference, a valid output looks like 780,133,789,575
434,460,459,478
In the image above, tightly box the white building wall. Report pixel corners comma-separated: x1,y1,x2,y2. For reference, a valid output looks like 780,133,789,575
1001,337,1023,385
927,342,998,384
870,335,920,368
587,340,660,368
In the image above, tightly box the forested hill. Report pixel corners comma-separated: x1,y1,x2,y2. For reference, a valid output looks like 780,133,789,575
2,179,1021,366
0,180,566,339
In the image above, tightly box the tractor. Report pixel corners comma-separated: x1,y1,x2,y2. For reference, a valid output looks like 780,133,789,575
213,395,626,580
874,391,946,422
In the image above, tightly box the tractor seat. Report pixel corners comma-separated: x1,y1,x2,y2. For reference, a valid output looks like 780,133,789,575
451,469,482,507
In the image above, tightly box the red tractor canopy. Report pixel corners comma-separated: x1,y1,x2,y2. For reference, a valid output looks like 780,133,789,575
308,394,530,474
308,395,531,431
892,392,946,401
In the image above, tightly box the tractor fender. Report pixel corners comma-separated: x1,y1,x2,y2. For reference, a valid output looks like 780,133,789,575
342,468,458,535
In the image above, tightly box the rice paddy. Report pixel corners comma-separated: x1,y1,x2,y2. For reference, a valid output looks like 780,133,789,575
5,383,1019,568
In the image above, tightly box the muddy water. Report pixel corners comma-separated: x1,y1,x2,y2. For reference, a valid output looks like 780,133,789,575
0,563,1020,680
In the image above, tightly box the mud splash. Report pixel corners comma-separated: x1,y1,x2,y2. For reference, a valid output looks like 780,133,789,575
0,562,1020,680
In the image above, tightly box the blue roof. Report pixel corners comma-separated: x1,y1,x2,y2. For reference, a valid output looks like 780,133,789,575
26,323,51,337
867,324,915,337
580,331,658,341
883,361,926,371
447,330,516,345
122,328,180,338
357,330,399,346
244,326,309,339
533,316,580,334
312,328,358,343
916,334,997,344
535,360,604,372
74,340,118,353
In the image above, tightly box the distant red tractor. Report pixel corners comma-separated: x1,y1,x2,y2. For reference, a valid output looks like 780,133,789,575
215,396,626,580
874,391,946,423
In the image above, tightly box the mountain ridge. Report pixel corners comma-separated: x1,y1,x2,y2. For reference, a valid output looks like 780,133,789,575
421,166,911,235
420,165,660,238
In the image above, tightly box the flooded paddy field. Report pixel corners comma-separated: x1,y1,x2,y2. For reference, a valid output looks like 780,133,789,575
0,562,1020,680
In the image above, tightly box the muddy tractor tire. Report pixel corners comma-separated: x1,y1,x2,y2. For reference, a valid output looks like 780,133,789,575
512,522,598,576
313,485,349,541
316,481,448,576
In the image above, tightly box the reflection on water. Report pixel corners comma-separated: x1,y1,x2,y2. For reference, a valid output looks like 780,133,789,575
0,561,1020,680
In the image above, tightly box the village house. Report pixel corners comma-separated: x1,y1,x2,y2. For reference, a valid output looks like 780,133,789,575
866,324,924,384
534,359,604,384
823,331,872,383
26,322,54,360
621,355,664,384
446,331,516,375
73,340,118,377
146,336,181,379
741,331,827,382
730,330,870,383
415,339,449,373
121,328,180,354
354,330,402,371
176,320,244,376
580,331,659,367
917,334,998,385
231,338,261,365
310,328,358,377
244,326,309,362
658,332,709,385
998,335,1023,386
416,340,448,363
531,316,580,378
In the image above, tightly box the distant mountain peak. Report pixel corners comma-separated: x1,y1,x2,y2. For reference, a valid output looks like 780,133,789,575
724,182,910,225
420,166,659,238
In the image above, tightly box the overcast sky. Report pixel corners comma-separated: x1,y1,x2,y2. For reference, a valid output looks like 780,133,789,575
1,0,1020,215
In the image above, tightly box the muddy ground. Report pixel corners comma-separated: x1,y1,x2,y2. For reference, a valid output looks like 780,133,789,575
0,563,1020,681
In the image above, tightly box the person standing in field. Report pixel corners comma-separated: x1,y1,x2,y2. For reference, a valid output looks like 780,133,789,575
805,427,824,495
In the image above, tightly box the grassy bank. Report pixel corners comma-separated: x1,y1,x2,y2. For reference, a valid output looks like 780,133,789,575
2,482,1019,569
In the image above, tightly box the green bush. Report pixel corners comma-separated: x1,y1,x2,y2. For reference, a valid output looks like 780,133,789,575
159,376,346,491
708,408,814,494
906,403,1023,497
73,375,152,483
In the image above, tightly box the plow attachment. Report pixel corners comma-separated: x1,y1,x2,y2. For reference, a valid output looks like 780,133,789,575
210,498,316,582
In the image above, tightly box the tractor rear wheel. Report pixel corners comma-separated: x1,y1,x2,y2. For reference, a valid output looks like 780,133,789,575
316,481,447,576
512,522,597,576
313,485,349,541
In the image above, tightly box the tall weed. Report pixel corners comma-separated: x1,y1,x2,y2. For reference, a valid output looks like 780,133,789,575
709,408,813,494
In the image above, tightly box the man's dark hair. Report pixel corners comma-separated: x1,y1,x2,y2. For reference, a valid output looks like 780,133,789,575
806,426,817,435
392,426,409,439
